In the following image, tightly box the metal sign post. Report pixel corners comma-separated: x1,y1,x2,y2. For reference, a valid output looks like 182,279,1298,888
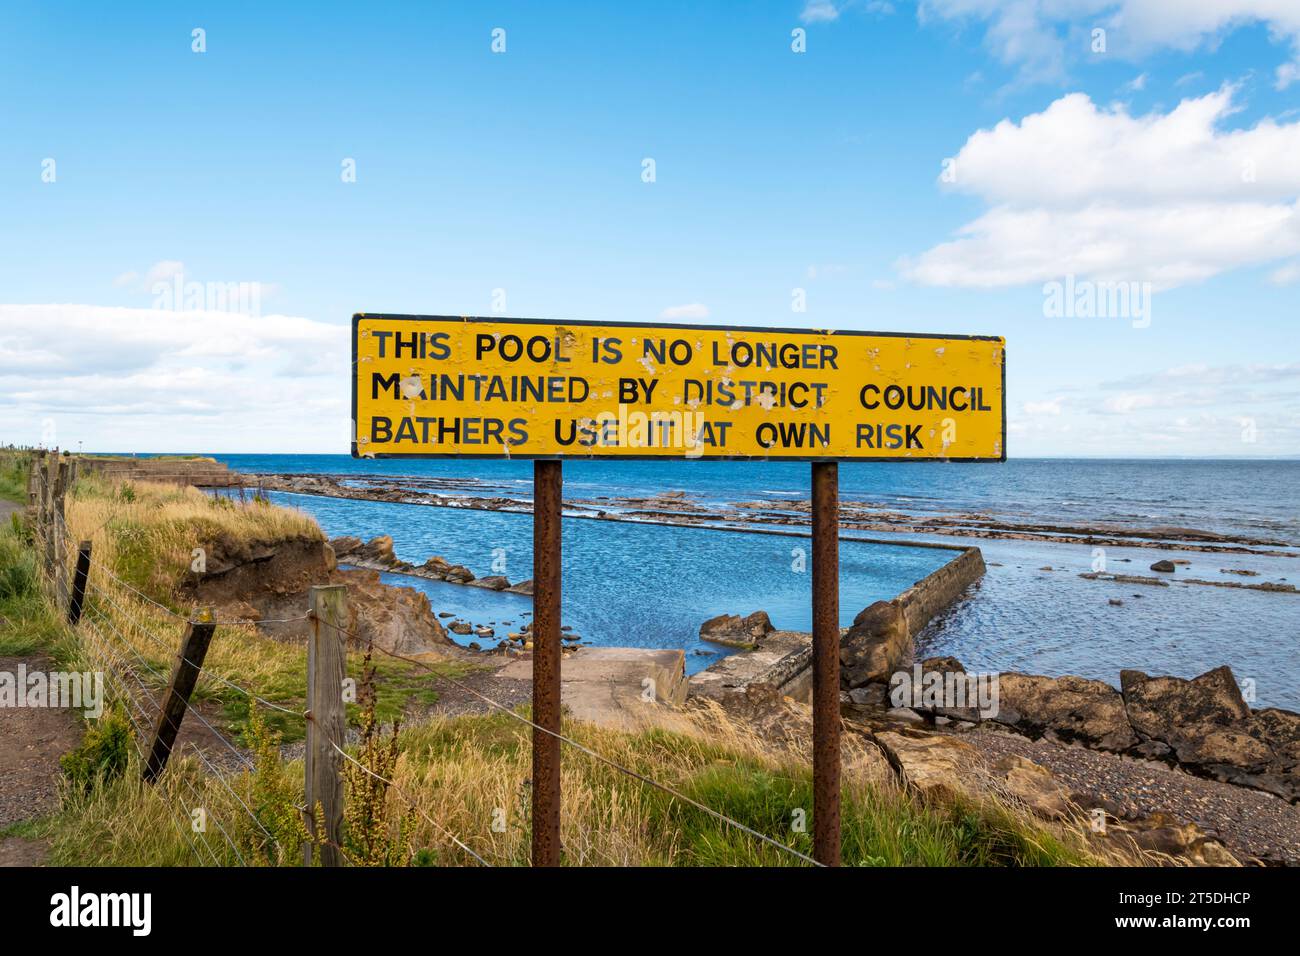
352,313,1005,867
810,460,841,866
531,459,563,866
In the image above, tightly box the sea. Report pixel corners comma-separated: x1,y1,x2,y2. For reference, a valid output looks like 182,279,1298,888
210,455,1300,709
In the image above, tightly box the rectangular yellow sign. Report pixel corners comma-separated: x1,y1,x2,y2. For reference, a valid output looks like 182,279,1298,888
352,314,1005,461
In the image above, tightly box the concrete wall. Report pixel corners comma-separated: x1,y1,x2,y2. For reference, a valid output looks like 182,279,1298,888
78,457,240,487
897,546,986,637
693,544,987,704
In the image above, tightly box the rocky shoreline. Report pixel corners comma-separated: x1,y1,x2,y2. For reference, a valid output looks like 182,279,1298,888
242,471,1298,557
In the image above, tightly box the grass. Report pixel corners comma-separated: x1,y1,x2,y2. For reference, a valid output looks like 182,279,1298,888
0,451,31,504
3,463,1137,867
38,704,1115,867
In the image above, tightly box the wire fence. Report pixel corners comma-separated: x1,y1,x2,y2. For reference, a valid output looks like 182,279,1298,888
16,451,823,868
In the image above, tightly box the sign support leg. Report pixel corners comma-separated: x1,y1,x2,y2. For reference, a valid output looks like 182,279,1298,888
532,459,563,866
811,460,841,866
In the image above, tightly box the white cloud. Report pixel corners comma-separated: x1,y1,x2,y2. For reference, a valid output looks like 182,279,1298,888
1010,361,1300,455
658,303,710,320
900,88,1300,288
1023,398,1064,415
801,1,842,23
1122,71,1147,92
1269,260,1300,284
919,0,1300,88
0,305,349,452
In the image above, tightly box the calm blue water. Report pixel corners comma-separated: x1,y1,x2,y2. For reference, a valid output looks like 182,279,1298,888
208,455,1300,706
216,454,1300,542
260,489,951,672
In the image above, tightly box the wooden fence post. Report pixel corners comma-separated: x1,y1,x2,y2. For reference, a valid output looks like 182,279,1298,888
26,454,40,517
40,454,56,583
68,541,92,626
143,607,217,783
53,458,70,606
305,585,347,866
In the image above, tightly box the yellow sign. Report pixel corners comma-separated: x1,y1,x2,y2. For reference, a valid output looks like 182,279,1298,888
352,315,1005,461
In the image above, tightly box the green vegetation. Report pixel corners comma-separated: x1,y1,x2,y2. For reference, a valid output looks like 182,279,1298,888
0,450,31,504
59,709,133,794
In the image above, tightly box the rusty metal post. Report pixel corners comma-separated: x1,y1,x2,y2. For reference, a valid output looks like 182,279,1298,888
811,460,841,866
531,459,563,866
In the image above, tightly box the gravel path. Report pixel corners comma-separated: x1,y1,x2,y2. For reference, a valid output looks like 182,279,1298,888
965,724,1300,866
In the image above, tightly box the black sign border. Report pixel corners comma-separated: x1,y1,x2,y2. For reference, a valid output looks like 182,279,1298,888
350,313,1007,463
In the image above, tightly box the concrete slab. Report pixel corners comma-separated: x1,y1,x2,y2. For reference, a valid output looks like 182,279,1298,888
498,646,688,730
687,630,812,701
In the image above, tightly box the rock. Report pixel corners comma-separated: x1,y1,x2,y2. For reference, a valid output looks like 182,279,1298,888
422,555,453,576
1150,560,1176,573
1108,598,1123,606
919,656,964,674
443,565,475,584
839,600,908,689
466,575,510,591
474,626,494,638
1112,812,1241,867
993,673,1137,752
360,535,398,564
335,568,451,654
990,754,1073,820
847,684,887,708
468,642,481,651
562,632,581,642
699,610,775,649
1121,667,1297,799
437,612,453,618
449,621,473,635
874,730,978,803
328,535,362,558
711,682,812,743
506,579,533,594
910,657,985,722
1120,666,1250,753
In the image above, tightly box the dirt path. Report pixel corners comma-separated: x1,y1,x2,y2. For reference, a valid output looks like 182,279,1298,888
0,654,83,866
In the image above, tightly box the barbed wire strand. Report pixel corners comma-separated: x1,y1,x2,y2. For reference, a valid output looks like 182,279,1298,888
86,579,308,718
84,599,256,772
174,771,246,866
324,738,490,866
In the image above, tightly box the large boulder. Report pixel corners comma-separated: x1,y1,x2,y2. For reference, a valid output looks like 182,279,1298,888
336,568,451,654
443,564,475,584
334,534,414,571
699,610,775,649
839,600,908,689
874,730,977,804
992,673,1137,752
466,575,511,591
421,555,453,577
1121,667,1298,799
989,754,1074,820
328,536,362,559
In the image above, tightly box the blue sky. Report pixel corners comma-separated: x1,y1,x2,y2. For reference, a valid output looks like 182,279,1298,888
1,1,1297,456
